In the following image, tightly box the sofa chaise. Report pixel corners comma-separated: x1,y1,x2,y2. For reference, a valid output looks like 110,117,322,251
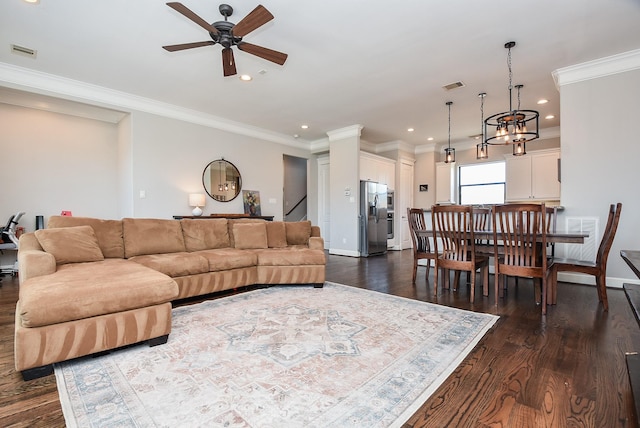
15,216,325,380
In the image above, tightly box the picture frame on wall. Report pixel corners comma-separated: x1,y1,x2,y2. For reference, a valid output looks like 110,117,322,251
242,190,262,216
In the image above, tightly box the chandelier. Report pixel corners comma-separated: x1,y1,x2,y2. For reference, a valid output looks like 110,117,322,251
484,41,539,156
444,101,455,163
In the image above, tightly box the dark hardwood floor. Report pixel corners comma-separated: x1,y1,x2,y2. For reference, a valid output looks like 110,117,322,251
1,249,639,427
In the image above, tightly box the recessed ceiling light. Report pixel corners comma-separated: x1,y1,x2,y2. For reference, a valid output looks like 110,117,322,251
407,128,414,132
427,137,434,141
300,125,309,129
545,114,555,120
23,0,39,3
537,99,548,104
239,74,252,81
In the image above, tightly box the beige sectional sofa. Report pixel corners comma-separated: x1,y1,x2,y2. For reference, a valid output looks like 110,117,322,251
15,216,325,380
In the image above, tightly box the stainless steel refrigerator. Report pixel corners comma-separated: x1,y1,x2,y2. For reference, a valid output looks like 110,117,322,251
359,180,388,257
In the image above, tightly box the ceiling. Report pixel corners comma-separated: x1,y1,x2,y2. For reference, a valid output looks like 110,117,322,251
2,0,640,150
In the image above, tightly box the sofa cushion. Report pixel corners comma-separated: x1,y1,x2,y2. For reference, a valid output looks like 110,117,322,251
128,252,209,277
266,221,288,248
233,222,268,249
227,219,265,247
285,221,312,246
34,226,105,265
196,248,258,271
181,218,230,251
18,259,178,328
123,218,186,258
47,216,124,258
256,248,326,266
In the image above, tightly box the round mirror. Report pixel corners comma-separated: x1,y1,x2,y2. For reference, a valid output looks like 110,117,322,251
202,159,242,202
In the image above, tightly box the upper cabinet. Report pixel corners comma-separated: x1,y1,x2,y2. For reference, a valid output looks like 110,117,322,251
360,152,395,189
505,149,560,201
435,162,455,204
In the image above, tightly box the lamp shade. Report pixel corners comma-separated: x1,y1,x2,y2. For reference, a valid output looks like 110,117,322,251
189,193,206,216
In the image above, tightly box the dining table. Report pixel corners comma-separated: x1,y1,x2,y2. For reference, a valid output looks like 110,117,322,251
417,230,588,245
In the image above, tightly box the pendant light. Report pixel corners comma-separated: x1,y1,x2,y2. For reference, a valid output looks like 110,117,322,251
444,101,455,164
484,41,539,150
476,92,488,160
217,160,224,192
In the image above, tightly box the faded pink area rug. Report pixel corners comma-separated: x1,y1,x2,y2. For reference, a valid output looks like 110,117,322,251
55,282,498,427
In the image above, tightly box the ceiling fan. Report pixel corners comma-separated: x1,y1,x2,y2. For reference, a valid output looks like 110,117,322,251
163,2,288,77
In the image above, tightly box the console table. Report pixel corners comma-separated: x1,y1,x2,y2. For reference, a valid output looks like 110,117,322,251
173,214,275,221
621,250,640,425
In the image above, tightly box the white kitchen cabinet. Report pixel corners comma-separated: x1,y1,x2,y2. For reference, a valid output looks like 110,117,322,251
360,152,395,189
435,162,455,204
505,149,560,201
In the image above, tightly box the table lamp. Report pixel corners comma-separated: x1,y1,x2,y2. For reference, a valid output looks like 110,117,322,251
189,193,206,216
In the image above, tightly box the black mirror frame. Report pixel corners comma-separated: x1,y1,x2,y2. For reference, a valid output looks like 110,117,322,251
202,159,242,202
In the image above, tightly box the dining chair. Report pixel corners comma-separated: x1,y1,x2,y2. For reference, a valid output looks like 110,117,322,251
407,208,437,284
472,206,492,254
492,203,552,314
550,202,622,311
432,205,490,302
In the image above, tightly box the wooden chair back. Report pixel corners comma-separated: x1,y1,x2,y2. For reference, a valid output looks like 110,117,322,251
596,202,622,267
432,205,489,302
473,206,492,247
432,204,475,264
407,208,430,254
492,203,550,313
407,208,437,284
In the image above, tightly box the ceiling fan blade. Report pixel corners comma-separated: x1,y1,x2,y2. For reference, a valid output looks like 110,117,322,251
237,42,288,65
166,2,219,35
232,5,274,37
222,48,237,77
163,41,215,52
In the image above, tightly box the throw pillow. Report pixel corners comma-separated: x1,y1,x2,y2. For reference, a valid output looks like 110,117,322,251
35,225,105,265
265,221,287,248
285,221,312,246
233,222,268,249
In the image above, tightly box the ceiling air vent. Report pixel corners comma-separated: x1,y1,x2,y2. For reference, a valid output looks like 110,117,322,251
443,81,465,91
11,44,37,58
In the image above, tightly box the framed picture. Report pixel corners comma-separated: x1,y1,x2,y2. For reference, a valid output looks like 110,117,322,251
242,190,262,216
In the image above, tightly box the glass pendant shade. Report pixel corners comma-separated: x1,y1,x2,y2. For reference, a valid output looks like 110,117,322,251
444,147,455,163
513,141,526,156
476,143,488,159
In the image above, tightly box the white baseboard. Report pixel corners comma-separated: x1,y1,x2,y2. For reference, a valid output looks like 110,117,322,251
557,272,640,289
329,248,360,257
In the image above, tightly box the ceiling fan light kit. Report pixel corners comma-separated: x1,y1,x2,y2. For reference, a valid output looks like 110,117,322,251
484,41,539,151
163,3,288,77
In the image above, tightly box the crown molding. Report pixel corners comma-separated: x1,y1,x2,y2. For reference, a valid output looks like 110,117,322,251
414,143,437,154
326,124,363,141
0,62,310,150
553,49,640,88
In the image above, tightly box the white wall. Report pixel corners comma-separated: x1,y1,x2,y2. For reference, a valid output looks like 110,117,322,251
328,126,361,256
559,67,640,286
0,104,311,225
0,103,120,228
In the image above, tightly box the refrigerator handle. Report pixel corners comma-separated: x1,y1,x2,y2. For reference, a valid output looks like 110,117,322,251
373,194,378,222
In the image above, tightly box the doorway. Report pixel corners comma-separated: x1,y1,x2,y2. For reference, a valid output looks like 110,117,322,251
283,155,308,222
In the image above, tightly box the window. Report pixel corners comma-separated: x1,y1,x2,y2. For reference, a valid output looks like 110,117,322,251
458,162,505,205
